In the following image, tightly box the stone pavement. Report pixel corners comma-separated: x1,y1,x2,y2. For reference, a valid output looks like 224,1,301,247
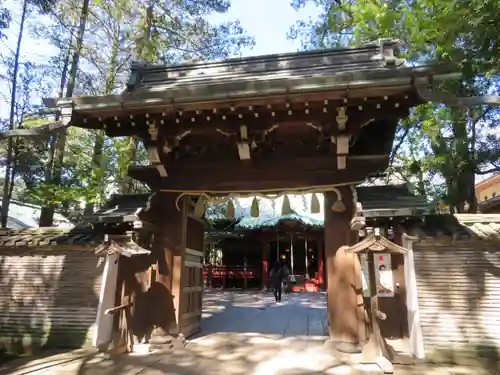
0,290,496,375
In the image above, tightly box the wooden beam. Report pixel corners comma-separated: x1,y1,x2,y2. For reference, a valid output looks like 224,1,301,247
128,157,386,192
416,84,500,107
68,86,419,126
165,155,388,171
0,121,67,140
102,102,411,138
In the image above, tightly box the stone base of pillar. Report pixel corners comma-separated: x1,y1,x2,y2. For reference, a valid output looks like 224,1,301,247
324,340,397,375
149,328,189,350
149,327,174,351
324,338,362,354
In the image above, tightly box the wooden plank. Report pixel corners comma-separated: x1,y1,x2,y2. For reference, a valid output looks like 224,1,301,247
187,214,205,224
0,121,66,140
171,197,189,335
182,286,203,293
185,248,203,257
184,261,203,268
184,254,200,263
130,159,384,192
183,310,202,321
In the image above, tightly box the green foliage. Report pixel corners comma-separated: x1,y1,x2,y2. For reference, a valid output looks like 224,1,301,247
290,0,500,212
1,0,255,224
0,5,11,39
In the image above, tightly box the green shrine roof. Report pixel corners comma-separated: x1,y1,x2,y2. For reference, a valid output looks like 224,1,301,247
236,213,324,230
204,184,434,230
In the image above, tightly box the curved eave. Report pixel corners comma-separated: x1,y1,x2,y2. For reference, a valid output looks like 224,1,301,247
43,65,458,125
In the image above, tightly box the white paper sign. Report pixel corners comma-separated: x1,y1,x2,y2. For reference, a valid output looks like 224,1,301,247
360,254,370,297
374,254,394,297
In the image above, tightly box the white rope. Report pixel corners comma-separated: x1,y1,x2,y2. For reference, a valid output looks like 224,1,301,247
167,181,364,211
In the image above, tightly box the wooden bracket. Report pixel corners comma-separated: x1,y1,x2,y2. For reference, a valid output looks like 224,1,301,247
336,107,348,131
237,125,251,160
350,216,366,231
332,135,350,170
148,147,167,177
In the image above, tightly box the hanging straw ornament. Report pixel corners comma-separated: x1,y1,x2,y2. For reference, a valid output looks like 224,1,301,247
310,193,320,214
226,199,235,218
250,197,260,217
194,196,205,217
331,198,346,213
281,194,292,215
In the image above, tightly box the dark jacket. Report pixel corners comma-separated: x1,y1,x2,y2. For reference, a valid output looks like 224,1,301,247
270,267,282,285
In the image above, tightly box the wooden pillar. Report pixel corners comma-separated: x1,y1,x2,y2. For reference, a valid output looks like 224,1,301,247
324,187,361,354
317,237,324,288
243,253,248,289
261,239,269,289
276,232,280,262
93,252,120,350
148,192,185,345
206,243,213,287
401,233,425,359
207,263,213,288
305,232,309,279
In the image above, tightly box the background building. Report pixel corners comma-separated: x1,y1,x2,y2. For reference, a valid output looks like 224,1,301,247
476,174,500,213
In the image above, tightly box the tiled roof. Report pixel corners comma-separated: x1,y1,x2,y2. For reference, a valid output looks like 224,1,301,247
478,195,500,213
206,184,433,230
84,193,151,223
356,185,429,211
236,213,324,230
0,227,102,248
95,236,151,257
418,214,500,241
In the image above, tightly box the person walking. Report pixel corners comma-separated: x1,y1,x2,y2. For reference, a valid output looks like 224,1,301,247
280,260,290,294
270,262,283,303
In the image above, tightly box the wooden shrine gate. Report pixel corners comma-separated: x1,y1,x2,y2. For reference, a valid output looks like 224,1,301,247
21,40,500,363
173,213,205,337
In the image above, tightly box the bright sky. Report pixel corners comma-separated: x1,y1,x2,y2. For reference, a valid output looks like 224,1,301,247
0,0,320,116
0,0,493,184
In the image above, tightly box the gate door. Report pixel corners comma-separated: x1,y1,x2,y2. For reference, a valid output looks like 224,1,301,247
176,215,205,337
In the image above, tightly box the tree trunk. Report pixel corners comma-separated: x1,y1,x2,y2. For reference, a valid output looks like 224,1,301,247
39,35,73,226
39,0,90,227
120,1,154,195
1,0,28,228
451,106,472,213
84,22,120,214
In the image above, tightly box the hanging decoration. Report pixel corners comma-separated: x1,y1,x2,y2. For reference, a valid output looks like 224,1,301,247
226,199,235,218
250,197,260,217
310,193,320,214
171,183,359,218
194,196,205,217
281,195,292,215
331,199,346,213
330,187,346,213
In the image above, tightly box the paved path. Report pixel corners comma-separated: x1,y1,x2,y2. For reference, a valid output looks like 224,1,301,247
0,291,495,375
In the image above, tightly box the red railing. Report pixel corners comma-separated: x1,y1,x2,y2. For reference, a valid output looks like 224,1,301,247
203,265,260,279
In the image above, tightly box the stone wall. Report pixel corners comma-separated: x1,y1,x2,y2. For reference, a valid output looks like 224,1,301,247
414,240,500,367
0,248,103,353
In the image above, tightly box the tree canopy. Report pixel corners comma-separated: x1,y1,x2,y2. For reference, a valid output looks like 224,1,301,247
1,0,499,227
289,0,500,212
